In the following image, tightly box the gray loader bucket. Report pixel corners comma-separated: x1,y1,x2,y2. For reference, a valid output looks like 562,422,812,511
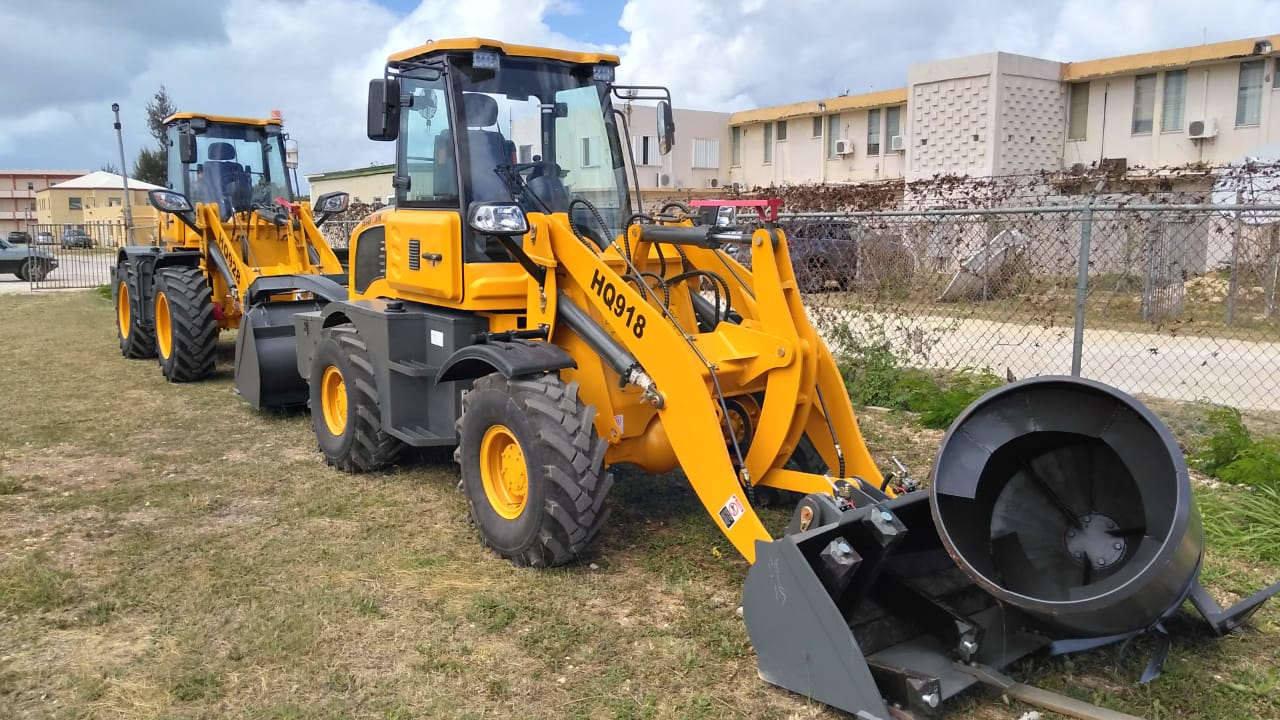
742,377,1280,717
743,493,1047,719
234,299,325,410
234,274,348,411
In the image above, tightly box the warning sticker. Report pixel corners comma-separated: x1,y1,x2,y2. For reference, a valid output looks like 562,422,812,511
719,494,746,529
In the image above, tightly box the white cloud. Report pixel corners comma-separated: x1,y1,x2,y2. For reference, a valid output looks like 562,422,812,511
617,0,1280,112
4,0,1280,183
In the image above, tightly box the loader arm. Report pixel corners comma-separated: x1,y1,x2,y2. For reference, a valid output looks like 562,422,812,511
543,213,885,563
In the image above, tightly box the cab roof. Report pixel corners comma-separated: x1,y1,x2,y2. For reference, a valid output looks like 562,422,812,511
163,112,283,127
387,37,619,67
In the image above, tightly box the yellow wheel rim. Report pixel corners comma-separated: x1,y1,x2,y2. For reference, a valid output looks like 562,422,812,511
155,292,172,359
320,366,348,437
479,425,528,520
117,282,131,339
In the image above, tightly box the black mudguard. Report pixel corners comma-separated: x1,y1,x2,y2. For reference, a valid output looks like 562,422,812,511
436,339,576,384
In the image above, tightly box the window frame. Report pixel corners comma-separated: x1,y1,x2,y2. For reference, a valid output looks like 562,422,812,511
692,138,720,170
1068,82,1089,141
867,108,881,156
763,122,773,165
1237,59,1264,127
1131,73,1156,135
730,126,742,167
1160,69,1187,133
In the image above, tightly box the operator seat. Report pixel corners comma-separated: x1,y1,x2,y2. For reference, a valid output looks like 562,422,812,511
203,142,251,219
460,93,513,203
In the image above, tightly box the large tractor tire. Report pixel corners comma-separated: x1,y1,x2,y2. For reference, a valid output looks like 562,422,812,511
456,373,614,568
309,324,405,473
114,262,156,359
153,267,217,382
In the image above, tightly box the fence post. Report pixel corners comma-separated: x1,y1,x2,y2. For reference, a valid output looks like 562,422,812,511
1227,190,1242,326
1071,205,1094,377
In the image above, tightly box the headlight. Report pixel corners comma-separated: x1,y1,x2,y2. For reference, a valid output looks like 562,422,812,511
468,202,528,236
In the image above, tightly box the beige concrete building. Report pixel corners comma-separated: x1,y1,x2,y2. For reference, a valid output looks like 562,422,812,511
729,33,1280,190
305,164,395,207
0,169,88,234
1061,35,1280,169
615,105,732,191
35,171,162,227
729,89,908,188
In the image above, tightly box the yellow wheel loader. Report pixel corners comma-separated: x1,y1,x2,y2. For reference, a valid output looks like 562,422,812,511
152,40,1280,718
114,111,352,408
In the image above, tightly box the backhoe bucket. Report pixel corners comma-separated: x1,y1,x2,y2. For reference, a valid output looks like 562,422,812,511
743,377,1279,717
233,299,324,410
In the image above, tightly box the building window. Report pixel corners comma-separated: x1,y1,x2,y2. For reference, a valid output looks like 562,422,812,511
518,144,533,163
763,122,773,164
581,136,600,167
1237,60,1264,126
1132,73,1156,134
26,181,34,190
372,196,382,204
633,135,658,166
827,114,840,158
812,116,823,138
108,197,122,207
731,126,742,166
693,138,720,169
1161,69,1187,132
885,106,902,145
68,197,82,210
1275,57,1280,88
776,120,787,142
867,108,881,155
29,201,36,211
1068,82,1089,140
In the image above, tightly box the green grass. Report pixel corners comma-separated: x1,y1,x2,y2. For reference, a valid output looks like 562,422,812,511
0,291,1277,720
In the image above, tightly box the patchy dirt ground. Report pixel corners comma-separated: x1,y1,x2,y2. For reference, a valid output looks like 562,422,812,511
1,291,1277,720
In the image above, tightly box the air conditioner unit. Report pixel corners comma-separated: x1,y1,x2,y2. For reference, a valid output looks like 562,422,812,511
731,182,745,193
1188,118,1218,139
834,139,853,155
657,172,671,187
889,135,905,152
706,178,721,189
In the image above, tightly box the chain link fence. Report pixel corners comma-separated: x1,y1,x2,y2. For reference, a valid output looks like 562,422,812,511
738,204,1280,411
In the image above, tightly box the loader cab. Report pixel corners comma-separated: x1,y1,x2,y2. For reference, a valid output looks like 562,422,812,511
164,113,296,222
360,39,672,308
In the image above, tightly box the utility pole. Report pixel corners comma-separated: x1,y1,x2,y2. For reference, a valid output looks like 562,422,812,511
111,103,136,245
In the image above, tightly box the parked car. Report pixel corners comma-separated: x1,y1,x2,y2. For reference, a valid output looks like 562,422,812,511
36,231,54,245
0,236,58,281
61,228,92,249
7,230,31,244
785,220,861,292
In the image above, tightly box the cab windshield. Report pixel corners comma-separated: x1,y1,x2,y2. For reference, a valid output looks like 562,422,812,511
188,124,294,210
399,54,631,245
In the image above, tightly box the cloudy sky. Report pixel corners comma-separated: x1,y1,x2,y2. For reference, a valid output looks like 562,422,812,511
4,0,1280,189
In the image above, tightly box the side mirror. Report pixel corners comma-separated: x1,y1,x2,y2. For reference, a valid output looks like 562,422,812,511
367,78,401,142
312,191,349,226
285,139,299,170
467,202,528,237
657,101,675,155
148,189,198,231
178,131,197,165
